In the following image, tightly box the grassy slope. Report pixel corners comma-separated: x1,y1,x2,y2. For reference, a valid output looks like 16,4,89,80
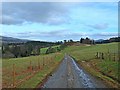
63,42,118,61
18,52,63,88
40,47,48,54
62,42,119,87
2,52,64,88
40,45,60,54
2,43,119,88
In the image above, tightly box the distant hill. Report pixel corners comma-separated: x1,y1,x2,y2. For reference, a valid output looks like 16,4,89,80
0,36,59,47
95,37,120,44
0,36,30,44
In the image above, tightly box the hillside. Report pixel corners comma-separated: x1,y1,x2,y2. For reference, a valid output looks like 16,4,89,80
0,36,30,44
2,42,119,88
62,42,119,87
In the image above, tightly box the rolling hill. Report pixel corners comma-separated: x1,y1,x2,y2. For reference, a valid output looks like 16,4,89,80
0,36,30,44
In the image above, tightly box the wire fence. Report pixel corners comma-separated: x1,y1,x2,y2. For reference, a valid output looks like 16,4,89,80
95,52,119,61
2,55,56,88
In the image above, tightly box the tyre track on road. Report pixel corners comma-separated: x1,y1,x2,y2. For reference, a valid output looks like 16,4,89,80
40,54,107,88
67,58,74,88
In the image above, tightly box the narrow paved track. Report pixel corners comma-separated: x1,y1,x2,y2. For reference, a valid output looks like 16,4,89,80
41,54,107,88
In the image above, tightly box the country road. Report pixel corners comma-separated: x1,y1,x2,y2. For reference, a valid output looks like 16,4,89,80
40,54,108,88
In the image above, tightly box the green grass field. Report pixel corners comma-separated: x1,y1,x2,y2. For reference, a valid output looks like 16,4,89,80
40,45,60,54
2,42,119,88
40,47,48,54
62,42,118,61
2,52,64,88
62,42,119,87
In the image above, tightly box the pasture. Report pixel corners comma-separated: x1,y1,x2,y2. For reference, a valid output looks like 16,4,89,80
2,42,119,88
40,45,60,54
2,52,64,88
62,42,119,87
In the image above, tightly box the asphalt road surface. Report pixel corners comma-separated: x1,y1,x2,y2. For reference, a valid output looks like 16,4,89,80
41,54,108,88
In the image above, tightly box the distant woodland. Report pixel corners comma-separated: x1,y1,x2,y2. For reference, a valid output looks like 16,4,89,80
1,36,119,58
2,41,64,58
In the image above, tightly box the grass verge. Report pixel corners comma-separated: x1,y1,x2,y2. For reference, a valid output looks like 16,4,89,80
63,42,119,88
2,52,64,88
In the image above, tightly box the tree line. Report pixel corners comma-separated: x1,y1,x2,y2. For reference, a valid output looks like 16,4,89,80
95,37,120,44
2,41,61,58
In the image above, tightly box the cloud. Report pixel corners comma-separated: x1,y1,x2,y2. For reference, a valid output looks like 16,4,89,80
89,32,119,40
2,15,24,24
16,29,69,38
2,2,70,25
1,2,118,41
2,28,118,41
91,32,118,37
2,29,86,40
86,23,109,30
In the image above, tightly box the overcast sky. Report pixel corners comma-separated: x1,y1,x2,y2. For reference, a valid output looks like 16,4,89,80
1,2,118,41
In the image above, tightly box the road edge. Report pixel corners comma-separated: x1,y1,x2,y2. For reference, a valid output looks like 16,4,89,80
36,57,64,88
70,55,119,88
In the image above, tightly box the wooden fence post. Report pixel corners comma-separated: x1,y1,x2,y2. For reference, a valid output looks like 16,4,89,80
96,52,98,59
43,57,44,67
30,60,32,74
13,64,15,87
118,52,120,61
114,53,115,61
109,53,111,61
101,53,104,59
38,59,40,69
44,57,46,66
98,52,100,59
46,56,48,65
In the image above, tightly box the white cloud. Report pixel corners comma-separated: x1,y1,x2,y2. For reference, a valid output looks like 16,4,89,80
2,29,118,41
2,2,70,25
1,2,118,41
86,23,109,30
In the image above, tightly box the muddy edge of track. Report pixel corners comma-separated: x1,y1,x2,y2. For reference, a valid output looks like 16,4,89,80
39,54,108,88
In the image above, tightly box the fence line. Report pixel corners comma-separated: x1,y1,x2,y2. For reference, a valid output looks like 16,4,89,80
96,52,119,61
3,55,56,88
13,64,15,87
